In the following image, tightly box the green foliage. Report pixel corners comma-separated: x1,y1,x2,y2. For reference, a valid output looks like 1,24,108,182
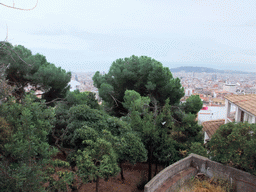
66,89,100,109
0,116,12,151
115,130,147,164
123,90,179,180
46,167,55,175
65,103,147,184
52,96,146,185
123,89,204,181
168,110,204,160
0,79,15,102
75,137,120,182
153,131,179,166
0,42,71,103
93,55,184,117
50,159,70,168
172,112,203,145
67,103,147,163
0,93,58,191
0,94,57,160
71,125,105,149
66,105,109,147
189,142,208,157
46,171,76,192
208,122,256,175
123,90,150,113
53,100,146,185
0,41,13,60
37,64,71,104
56,171,75,190
184,95,203,114
51,89,100,147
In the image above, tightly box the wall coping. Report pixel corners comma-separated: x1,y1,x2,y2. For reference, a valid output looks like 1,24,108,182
144,154,193,192
144,153,256,192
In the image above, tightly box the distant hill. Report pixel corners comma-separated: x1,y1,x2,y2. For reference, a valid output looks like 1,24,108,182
169,66,253,74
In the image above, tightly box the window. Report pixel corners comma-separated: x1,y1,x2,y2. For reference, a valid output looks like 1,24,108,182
241,111,244,122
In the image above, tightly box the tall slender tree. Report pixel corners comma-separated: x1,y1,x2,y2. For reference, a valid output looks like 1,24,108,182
75,127,120,192
123,90,178,181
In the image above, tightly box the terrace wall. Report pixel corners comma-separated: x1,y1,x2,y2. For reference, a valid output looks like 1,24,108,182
144,153,256,192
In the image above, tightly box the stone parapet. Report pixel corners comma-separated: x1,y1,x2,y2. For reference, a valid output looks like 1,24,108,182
145,153,256,192
144,155,192,192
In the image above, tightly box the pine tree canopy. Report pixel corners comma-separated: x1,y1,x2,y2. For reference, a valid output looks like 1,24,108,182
93,55,184,117
0,42,71,103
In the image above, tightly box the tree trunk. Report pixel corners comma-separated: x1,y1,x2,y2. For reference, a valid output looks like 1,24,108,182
120,162,125,181
96,176,99,192
52,128,68,159
148,144,153,182
154,162,158,176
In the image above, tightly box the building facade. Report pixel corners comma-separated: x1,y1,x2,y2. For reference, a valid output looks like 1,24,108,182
225,94,256,124
203,94,256,143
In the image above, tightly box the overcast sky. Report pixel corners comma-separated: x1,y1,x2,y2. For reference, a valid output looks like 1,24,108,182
1,0,256,72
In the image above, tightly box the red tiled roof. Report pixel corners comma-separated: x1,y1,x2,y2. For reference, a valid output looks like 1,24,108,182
225,94,256,116
202,119,225,139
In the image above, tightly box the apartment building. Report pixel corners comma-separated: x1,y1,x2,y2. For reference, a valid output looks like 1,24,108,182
203,94,256,143
225,94,256,124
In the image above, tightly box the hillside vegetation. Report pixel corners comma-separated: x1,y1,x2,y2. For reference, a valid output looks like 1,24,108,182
1,43,251,192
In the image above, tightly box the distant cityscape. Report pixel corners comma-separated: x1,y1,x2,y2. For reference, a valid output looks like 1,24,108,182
70,66,256,123
174,67,256,124
69,71,100,100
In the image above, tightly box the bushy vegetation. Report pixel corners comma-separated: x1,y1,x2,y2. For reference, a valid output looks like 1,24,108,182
207,122,256,176
0,94,58,191
0,43,227,191
93,55,185,117
176,176,235,192
0,41,71,103
2,4,255,190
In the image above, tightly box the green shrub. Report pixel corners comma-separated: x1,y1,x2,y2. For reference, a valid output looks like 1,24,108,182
0,116,12,150
46,171,76,192
50,159,70,168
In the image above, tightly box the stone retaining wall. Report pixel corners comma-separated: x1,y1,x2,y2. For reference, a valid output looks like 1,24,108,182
144,153,256,192
144,155,192,192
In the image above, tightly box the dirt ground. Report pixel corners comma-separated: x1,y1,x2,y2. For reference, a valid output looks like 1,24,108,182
77,162,165,192
53,152,165,192
78,162,148,192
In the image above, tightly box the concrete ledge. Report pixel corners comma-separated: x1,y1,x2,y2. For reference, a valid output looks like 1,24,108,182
144,155,193,192
145,153,256,192
156,167,197,192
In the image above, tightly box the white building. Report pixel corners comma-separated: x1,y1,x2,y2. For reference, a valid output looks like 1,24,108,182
223,83,236,93
202,94,256,143
198,106,226,124
184,88,193,97
68,80,81,92
225,94,256,124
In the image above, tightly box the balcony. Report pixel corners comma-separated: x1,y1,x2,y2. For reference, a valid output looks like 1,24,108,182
227,111,236,122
